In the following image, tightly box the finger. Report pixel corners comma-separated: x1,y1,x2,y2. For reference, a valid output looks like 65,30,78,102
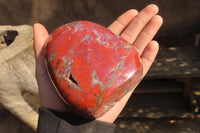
33,23,49,60
141,40,159,76
108,9,138,35
133,15,163,55
120,4,159,44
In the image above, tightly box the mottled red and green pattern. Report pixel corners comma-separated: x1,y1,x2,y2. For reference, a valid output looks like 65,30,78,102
44,21,143,118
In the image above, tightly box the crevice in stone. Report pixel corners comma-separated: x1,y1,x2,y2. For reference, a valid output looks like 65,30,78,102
68,72,78,86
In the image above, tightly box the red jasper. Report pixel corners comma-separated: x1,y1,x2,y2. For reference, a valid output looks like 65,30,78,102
44,21,143,118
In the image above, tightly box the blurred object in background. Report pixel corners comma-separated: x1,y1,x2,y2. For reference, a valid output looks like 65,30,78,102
0,0,200,36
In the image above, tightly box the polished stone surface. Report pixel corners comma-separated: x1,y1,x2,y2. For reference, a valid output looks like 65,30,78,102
45,21,142,118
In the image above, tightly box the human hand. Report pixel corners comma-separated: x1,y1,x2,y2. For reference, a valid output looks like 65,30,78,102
33,4,163,123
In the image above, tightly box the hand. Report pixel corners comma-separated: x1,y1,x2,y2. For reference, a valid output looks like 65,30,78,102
33,4,163,123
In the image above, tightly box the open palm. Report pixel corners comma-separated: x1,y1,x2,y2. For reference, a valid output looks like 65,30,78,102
33,4,163,123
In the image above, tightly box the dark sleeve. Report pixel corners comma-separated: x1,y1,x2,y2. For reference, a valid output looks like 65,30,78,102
37,107,116,133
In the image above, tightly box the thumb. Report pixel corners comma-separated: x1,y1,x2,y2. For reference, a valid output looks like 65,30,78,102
33,23,49,61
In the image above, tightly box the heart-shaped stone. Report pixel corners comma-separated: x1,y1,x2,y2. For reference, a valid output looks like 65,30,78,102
44,21,143,118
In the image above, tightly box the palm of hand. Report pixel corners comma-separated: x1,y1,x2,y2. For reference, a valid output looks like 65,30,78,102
33,4,163,123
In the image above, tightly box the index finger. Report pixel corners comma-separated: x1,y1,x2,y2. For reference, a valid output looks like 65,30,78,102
120,4,159,44
108,9,138,35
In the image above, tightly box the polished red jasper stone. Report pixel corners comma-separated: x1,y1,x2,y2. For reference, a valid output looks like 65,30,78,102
44,21,143,118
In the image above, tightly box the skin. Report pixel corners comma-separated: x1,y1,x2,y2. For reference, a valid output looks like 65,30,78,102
33,4,163,123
